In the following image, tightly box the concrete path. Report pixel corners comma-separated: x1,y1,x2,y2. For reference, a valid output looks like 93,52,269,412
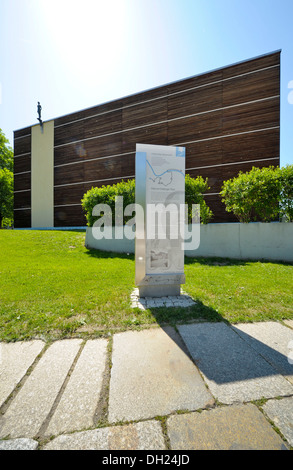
0,321,293,450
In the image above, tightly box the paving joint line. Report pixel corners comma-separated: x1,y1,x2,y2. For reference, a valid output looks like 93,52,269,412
93,335,113,427
1,323,293,449
0,342,48,417
258,402,293,450
229,323,293,388
1,392,292,450
36,340,86,440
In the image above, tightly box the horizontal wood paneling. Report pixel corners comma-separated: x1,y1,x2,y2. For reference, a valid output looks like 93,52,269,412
222,97,279,135
14,134,31,156
221,158,279,182
14,209,31,228
185,139,223,168
200,195,237,223
54,163,84,186
83,177,134,194
168,83,222,119
14,190,31,209
14,127,31,140
14,172,31,192
54,205,86,227
54,185,86,207
122,97,167,129
122,124,168,153
54,120,84,147
13,131,31,227
14,154,31,174
122,85,168,106
14,51,281,226
221,128,279,164
84,110,122,140
54,98,125,128
188,166,223,193
54,134,122,166
84,156,124,182
222,52,280,80
167,111,222,145
167,69,223,95
222,66,280,107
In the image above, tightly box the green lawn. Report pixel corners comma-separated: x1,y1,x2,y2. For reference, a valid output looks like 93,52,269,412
0,230,292,342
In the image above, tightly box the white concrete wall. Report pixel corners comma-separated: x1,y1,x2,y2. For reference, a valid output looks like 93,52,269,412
186,223,293,262
85,223,293,263
85,226,135,254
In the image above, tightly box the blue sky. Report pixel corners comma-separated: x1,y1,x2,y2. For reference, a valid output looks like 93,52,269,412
0,0,292,166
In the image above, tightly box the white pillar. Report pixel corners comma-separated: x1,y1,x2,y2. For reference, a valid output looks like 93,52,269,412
31,121,54,228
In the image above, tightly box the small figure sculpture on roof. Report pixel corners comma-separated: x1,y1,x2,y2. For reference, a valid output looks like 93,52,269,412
37,102,42,123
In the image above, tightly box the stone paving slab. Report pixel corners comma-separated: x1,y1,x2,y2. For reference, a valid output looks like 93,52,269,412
0,339,82,439
177,322,293,404
45,339,108,437
232,322,293,384
0,340,45,408
42,420,166,450
263,397,293,447
108,327,214,423
0,322,292,450
167,404,288,450
0,438,39,450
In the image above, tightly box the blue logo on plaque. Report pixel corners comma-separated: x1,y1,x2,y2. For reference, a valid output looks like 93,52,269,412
176,147,185,157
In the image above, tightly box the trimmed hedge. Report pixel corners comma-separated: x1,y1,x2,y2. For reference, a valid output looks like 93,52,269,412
279,164,293,222
81,179,135,227
81,175,213,227
220,165,293,223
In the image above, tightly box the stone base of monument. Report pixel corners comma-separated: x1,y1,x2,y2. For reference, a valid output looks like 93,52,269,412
138,284,181,298
131,288,196,309
135,274,185,299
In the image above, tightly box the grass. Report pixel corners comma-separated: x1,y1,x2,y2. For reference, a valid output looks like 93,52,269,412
0,230,292,342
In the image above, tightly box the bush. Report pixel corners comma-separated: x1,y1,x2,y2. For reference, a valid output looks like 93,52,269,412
220,165,293,223
81,175,213,227
81,179,135,227
185,174,213,224
279,165,293,221
1,218,13,229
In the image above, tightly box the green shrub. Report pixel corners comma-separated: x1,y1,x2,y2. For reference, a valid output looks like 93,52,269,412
279,165,293,221
220,166,282,223
81,175,213,227
185,174,213,224
81,179,135,227
1,218,13,229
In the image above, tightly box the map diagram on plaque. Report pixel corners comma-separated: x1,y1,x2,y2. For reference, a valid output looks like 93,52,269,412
146,159,184,187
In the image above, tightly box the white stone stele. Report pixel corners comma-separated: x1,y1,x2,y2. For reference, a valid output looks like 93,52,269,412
130,288,196,309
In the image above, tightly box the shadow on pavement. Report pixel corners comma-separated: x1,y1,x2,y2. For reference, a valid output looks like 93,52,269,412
84,247,293,385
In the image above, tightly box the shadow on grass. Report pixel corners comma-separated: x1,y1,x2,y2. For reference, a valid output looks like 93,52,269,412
185,255,293,267
84,246,292,267
184,256,248,266
84,247,135,261
144,300,224,327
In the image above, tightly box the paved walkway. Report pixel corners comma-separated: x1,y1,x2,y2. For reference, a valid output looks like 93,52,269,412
0,320,293,450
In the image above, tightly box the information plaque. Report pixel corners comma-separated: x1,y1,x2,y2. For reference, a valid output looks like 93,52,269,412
135,143,186,297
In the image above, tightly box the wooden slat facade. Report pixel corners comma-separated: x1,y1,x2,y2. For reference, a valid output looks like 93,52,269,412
13,126,31,227
13,51,280,227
